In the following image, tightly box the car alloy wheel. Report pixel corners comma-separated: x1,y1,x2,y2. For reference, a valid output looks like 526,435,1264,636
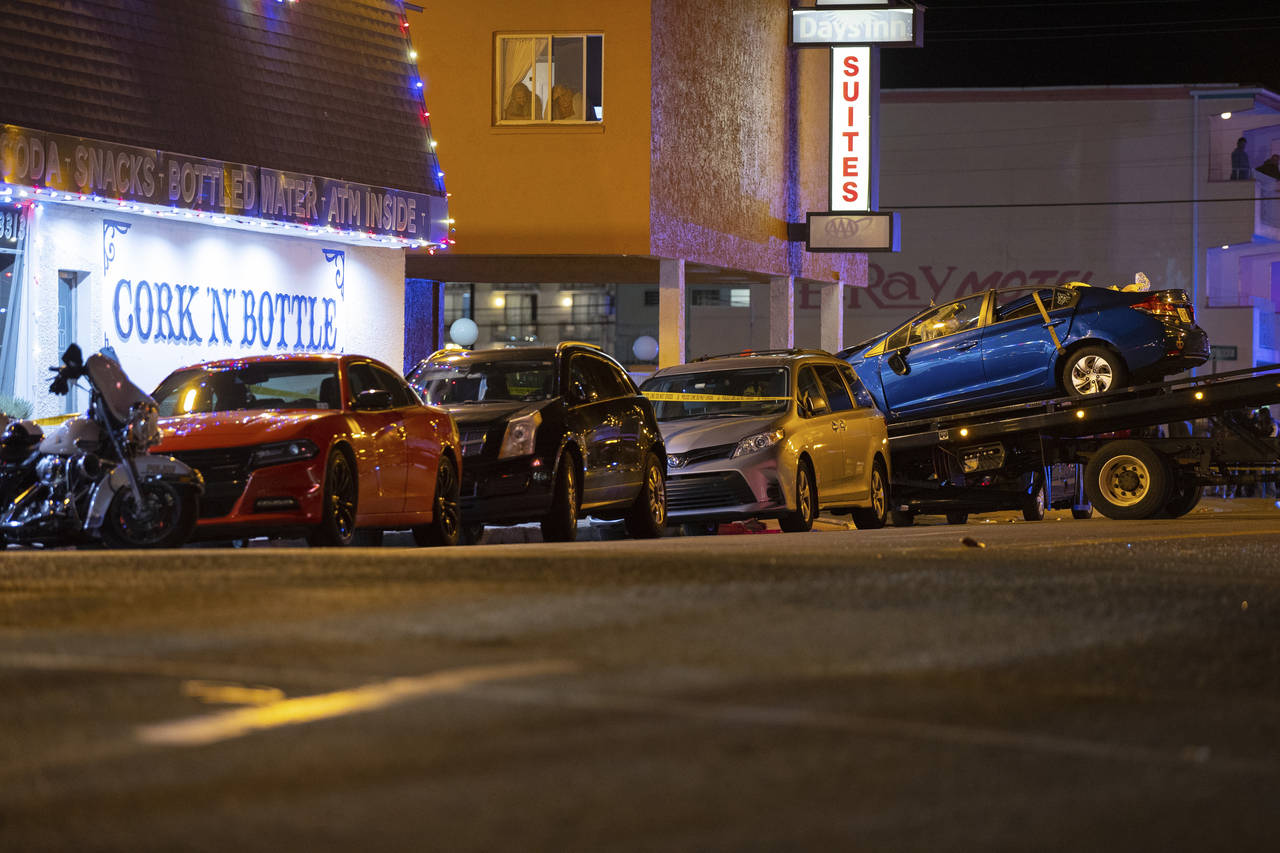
1022,478,1047,522
1063,346,1128,397
851,458,889,530
413,455,461,547
624,452,667,539
309,449,357,546
779,460,816,533
541,455,579,543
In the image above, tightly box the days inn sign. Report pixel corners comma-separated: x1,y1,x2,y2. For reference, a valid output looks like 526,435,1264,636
790,1,923,253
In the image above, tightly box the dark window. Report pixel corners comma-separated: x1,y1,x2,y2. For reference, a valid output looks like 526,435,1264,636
597,358,636,397
837,363,876,409
796,366,829,416
814,364,854,413
568,355,600,403
347,363,381,398
371,365,417,408
993,287,1075,323
574,355,631,400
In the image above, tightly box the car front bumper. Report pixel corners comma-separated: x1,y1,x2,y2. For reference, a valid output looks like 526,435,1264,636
460,453,556,524
665,447,792,522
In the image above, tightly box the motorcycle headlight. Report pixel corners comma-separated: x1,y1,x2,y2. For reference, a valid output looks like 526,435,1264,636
125,400,161,451
249,439,319,469
732,428,784,458
498,411,542,459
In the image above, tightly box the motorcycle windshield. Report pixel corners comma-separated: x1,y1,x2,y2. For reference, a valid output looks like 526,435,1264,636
87,353,157,423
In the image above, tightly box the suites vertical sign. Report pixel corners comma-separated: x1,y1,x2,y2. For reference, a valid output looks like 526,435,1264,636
791,2,922,253
831,46,871,212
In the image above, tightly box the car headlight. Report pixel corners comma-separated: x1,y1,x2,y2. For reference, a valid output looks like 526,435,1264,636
732,429,784,458
498,411,542,459
249,439,319,469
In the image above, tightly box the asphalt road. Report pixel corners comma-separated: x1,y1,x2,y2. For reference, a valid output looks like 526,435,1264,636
3,498,1280,852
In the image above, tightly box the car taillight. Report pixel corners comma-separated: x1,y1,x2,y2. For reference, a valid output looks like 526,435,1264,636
1132,295,1194,324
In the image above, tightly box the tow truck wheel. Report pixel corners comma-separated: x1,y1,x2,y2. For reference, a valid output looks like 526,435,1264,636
1160,479,1203,518
945,511,969,525
890,510,916,527
1022,478,1047,522
1062,346,1128,397
1084,440,1172,519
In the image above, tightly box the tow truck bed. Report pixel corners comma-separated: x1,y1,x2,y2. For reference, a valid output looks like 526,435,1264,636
881,364,1280,522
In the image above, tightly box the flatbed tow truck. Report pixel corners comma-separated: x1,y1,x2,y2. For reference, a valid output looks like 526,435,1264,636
882,363,1280,523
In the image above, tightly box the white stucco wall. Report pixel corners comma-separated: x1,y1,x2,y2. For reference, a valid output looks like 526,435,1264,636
18,204,406,416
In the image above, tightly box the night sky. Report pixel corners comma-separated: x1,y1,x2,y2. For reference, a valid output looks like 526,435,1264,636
879,0,1280,92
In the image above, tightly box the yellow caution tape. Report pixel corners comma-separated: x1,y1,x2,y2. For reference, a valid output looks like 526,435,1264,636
33,413,77,427
642,392,790,403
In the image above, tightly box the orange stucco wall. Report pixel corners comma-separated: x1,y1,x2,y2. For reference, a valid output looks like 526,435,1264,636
648,0,865,286
406,2,653,255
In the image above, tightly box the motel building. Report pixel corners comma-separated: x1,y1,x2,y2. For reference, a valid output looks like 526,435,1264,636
407,2,1278,377
402,0,885,372
1,1,448,418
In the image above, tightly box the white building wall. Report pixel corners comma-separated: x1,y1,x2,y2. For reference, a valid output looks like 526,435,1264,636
19,204,406,416
640,86,1280,368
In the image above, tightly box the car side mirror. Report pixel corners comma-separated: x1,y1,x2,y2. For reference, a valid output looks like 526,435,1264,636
887,347,911,376
800,394,828,418
353,388,393,411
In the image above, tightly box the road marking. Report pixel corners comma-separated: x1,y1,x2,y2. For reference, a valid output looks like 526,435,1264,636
136,660,577,747
473,684,1276,773
847,525,1280,548
182,680,286,706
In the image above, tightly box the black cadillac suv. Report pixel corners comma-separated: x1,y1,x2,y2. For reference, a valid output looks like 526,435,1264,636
405,342,666,543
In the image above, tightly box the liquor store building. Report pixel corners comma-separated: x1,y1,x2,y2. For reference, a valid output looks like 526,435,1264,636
0,0,448,417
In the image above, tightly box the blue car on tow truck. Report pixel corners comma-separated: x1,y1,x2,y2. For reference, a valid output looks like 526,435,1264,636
839,281,1208,422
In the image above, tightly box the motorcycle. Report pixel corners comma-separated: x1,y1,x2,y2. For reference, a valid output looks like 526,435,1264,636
0,344,203,548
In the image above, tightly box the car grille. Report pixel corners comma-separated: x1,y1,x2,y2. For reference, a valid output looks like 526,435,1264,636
460,428,489,458
666,471,757,511
666,442,736,470
165,447,253,518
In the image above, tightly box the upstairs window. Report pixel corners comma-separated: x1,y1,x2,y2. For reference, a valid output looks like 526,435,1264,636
496,34,603,124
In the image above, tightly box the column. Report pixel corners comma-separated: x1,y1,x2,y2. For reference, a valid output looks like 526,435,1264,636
658,258,686,368
402,278,445,373
768,276,795,351
819,280,844,354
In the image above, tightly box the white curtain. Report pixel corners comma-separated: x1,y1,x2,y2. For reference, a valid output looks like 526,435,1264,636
501,38,536,120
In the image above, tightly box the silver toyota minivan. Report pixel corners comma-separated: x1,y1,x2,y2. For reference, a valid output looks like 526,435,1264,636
639,349,890,533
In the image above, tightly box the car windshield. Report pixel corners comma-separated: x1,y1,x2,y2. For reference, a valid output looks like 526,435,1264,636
640,367,790,421
407,359,555,404
153,362,341,416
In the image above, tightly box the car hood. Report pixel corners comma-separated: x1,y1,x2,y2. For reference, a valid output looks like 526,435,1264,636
155,410,332,450
442,400,546,428
658,414,779,453
836,334,883,362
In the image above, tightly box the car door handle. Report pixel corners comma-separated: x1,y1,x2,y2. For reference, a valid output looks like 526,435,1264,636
955,341,979,351
1043,319,1066,327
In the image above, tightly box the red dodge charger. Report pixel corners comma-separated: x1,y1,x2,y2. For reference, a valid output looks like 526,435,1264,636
150,354,460,546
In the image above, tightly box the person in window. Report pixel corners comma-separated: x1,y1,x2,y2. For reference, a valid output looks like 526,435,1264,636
1231,137,1251,180
551,85,580,120
504,82,543,121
